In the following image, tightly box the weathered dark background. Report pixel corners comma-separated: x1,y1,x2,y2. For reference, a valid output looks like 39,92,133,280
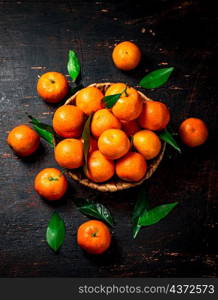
0,0,217,277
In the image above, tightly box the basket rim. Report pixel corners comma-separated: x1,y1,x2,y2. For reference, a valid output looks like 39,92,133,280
65,82,166,192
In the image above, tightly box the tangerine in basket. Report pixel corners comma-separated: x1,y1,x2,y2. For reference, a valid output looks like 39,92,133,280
54,138,84,169
86,150,115,183
115,152,147,182
37,72,69,103
91,108,121,138
179,117,208,147
98,128,130,160
34,168,68,201
138,100,170,131
133,130,161,160
77,220,111,255
52,105,84,138
76,86,103,115
105,83,143,121
112,41,141,71
7,124,40,157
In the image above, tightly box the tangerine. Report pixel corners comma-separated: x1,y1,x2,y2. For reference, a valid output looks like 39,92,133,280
139,100,170,131
105,83,143,121
37,72,69,103
7,124,40,157
91,108,121,138
77,220,111,255
179,117,208,147
112,41,141,71
55,138,84,169
115,152,147,182
133,129,161,160
86,150,114,183
34,168,68,201
53,105,84,138
76,86,103,115
98,129,130,160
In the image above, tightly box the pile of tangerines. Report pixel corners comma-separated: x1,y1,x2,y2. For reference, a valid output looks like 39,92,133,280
6,41,208,255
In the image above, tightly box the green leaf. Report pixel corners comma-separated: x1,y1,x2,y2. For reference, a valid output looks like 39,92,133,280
67,50,80,82
102,93,121,108
74,198,114,227
138,202,178,226
139,67,174,89
102,85,128,108
46,212,66,252
28,115,56,147
82,113,93,172
132,186,150,239
158,128,181,153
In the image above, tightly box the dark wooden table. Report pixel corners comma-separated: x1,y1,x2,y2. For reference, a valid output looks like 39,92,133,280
0,0,217,277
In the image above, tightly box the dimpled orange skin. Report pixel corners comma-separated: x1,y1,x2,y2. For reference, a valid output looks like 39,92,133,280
121,120,140,136
53,105,84,138
76,86,104,115
77,220,111,255
55,138,84,169
7,124,40,157
139,100,170,131
105,83,143,121
133,130,161,160
179,118,208,147
91,108,121,138
112,41,141,71
37,72,69,103
86,150,115,183
34,168,68,201
115,152,147,182
98,129,130,160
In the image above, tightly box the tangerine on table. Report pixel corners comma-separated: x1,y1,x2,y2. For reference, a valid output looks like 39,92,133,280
34,168,68,201
55,138,84,169
98,128,130,160
112,41,141,71
37,72,69,103
179,117,208,147
86,150,115,183
115,152,147,182
91,108,121,138
76,86,103,115
77,220,111,255
138,100,170,131
133,129,161,160
7,124,40,157
52,104,84,138
105,83,143,121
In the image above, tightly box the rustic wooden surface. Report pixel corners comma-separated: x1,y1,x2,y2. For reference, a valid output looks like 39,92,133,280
0,0,217,277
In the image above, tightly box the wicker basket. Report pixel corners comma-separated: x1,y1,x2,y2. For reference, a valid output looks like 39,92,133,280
65,83,166,192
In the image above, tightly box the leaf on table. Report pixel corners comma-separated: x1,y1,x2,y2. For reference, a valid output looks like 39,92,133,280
138,202,178,226
139,67,174,89
67,50,81,82
46,212,66,252
74,197,114,227
132,186,150,239
158,128,181,153
28,115,56,147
